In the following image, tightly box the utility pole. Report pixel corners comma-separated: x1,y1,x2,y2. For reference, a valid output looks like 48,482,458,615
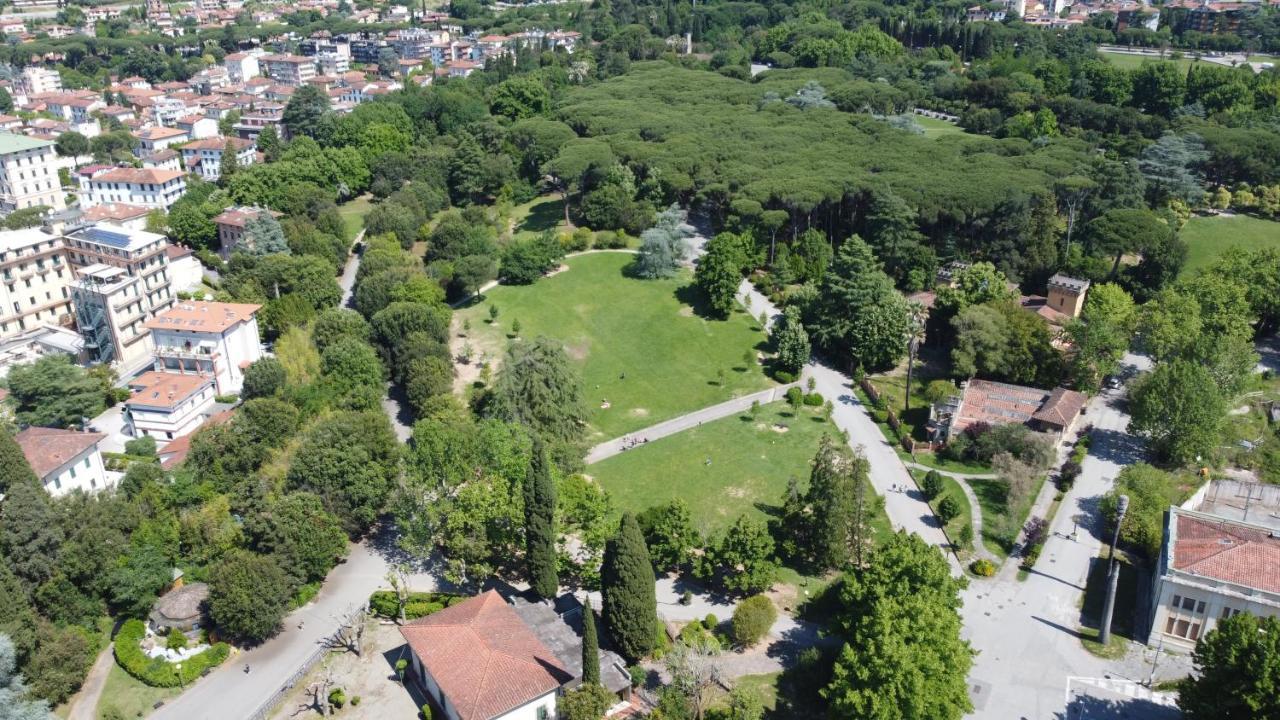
686,0,695,55
1099,494,1129,646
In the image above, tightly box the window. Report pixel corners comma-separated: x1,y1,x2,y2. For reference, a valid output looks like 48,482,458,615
1222,607,1244,620
536,707,549,720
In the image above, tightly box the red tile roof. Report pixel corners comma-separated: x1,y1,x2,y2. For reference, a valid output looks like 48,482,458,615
1031,387,1088,428
126,371,213,409
15,427,104,479
399,591,570,720
92,167,185,185
1173,512,1280,594
146,301,261,334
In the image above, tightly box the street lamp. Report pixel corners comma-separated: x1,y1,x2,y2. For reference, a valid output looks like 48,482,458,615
1099,494,1129,646
175,662,184,690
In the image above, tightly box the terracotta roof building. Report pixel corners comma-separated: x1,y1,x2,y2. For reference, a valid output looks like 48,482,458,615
14,426,110,496
125,370,217,442
1148,507,1280,650
928,379,1087,442
399,590,574,720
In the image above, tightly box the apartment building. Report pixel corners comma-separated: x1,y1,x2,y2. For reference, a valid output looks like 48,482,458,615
15,426,110,496
211,206,274,260
317,52,350,76
179,136,255,181
224,51,262,82
0,227,72,341
83,168,186,211
261,54,317,87
124,370,216,441
134,126,191,158
20,66,62,96
147,301,262,395
0,133,66,212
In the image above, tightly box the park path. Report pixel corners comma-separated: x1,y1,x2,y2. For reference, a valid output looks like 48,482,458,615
584,384,798,464
903,462,998,562
66,643,115,720
338,229,366,309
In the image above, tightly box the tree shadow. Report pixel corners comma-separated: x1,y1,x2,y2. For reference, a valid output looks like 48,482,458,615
672,283,723,320
1087,428,1147,466
518,199,564,234
752,501,784,519
1031,615,1085,639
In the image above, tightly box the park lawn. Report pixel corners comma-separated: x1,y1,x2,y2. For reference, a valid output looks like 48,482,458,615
337,194,375,241
96,663,182,720
1179,214,1280,278
457,252,773,439
915,115,965,139
510,194,568,242
867,372,931,441
1078,547,1140,658
914,470,974,558
969,474,1047,561
708,672,780,713
1098,50,1201,72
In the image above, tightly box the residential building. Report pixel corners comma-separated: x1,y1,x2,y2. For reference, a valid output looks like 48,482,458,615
70,264,154,367
1021,273,1091,326
0,227,73,341
174,114,220,140
20,66,62,96
0,325,83,379
179,136,255,181
506,590,632,702
15,426,110,496
134,126,191,158
165,245,203,293
146,300,262,395
80,203,152,230
928,379,1087,443
316,51,350,76
261,54,317,87
44,94,105,125
400,591,572,720
65,222,172,313
212,206,274,260
124,369,216,440
348,33,386,64
83,167,186,211
142,149,182,173
1149,504,1280,650
0,133,66,212
151,97,190,126
224,52,261,82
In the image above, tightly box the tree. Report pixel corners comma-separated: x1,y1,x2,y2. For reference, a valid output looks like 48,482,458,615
0,560,39,664
5,355,106,428
286,411,399,536
731,595,777,647
772,306,811,375
633,205,693,279
0,427,37,494
218,139,241,181
1065,283,1136,391
694,233,746,317
701,515,778,595
207,550,296,644
581,599,600,686
1131,62,1186,116
248,493,348,584
665,636,722,720
243,211,289,256
320,337,385,410
1128,360,1226,466
937,495,961,525
486,337,588,464
488,76,551,120
921,471,943,500
1139,132,1209,206
1179,613,1280,720
1084,208,1174,278
951,300,1062,388
0,635,54,720
807,236,911,371
242,356,286,399
523,439,559,598
256,125,281,163
0,88,12,114
282,85,331,140
637,499,702,573
0,480,63,591
54,132,89,162
601,513,657,662
790,435,874,571
824,532,972,720
313,309,372,351
25,622,92,705
377,47,399,77
864,190,933,290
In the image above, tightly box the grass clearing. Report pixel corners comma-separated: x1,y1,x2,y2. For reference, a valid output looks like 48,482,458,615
1078,547,1140,658
1180,214,1280,278
457,252,773,439
915,115,965,139
1099,50,1202,72
510,195,568,242
968,474,1046,560
922,471,975,558
708,672,780,713
96,662,182,720
337,194,375,241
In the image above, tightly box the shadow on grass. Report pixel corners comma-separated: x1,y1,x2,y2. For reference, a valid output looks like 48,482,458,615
672,283,726,321
517,199,564,234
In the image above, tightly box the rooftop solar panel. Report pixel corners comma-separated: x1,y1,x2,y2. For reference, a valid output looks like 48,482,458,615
81,227,136,249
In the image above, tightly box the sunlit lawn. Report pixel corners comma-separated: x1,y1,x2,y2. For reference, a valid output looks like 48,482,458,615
1099,50,1202,72
915,115,966,139
96,663,182,720
1179,214,1280,278
510,195,568,242
337,194,375,241
457,252,773,439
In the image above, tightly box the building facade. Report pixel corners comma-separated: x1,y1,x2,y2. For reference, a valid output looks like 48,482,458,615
146,301,262,395
0,227,73,341
15,426,110,496
83,168,187,211
179,137,256,181
124,370,216,441
0,133,67,213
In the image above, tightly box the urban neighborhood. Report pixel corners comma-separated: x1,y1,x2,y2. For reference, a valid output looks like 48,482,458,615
0,0,1279,718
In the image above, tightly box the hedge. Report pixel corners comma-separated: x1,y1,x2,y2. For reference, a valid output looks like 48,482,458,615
368,591,466,620
114,619,230,687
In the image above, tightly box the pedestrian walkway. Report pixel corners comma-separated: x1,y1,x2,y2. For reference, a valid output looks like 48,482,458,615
66,643,115,720
584,384,798,464
903,462,998,562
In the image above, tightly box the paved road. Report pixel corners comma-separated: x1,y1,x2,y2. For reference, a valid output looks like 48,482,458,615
150,533,438,720
584,384,798,464
961,354,1157,719
338,230,365,309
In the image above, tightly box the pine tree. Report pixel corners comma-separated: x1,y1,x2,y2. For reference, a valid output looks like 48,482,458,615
0,479,64,591
0,426,37,494
806,235,911,372
602,513,657,662
524,438,559,599
581,598,600,686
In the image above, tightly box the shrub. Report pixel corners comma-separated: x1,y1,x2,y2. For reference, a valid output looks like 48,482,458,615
803,392,824,406
921,470,943,500
329,688,346,709
937,495,961,524
351,696,361,707
165,630,187,651
680,590,692,606
1021,545,1042,570
785,387,803,406
113,620,230,688
731,595,777,647
628,664,647,688
368,591,463,620
773,369,797,384
1058,460,1082,491
703,613,719,630
422,705,434,720
958,523,974,548
124,436,157,457
969,559,996,577
214,394,239,404
1022,517,1049,549
396,658,408,680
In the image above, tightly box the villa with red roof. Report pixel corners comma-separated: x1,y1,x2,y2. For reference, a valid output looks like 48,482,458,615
14,426,109,496
1148,507,1280,650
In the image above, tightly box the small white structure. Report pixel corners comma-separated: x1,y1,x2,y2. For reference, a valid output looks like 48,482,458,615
165,246,203,294
124,370,217,441
15,426,110,496
146,301,262,395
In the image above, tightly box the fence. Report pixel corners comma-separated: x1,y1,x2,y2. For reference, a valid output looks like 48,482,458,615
245,603,368,720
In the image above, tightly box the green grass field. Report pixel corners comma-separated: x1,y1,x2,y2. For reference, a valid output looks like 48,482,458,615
458,252,773,440
510,195,568,242
337,194,375,241
96,663,182,720
1179,214,1280,278
1099,50,1202,72
969,474,1046,560
590,401,886,540
915,115,966,139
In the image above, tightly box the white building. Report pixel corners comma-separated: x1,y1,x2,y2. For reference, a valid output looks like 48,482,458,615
83,168,186,211
134,126,191,158
15,426,110,496
224,51,261,83
20,66,62,96
178,136,255,181
124,370,216,441
261,54,317,87
146,300,262,395
0,133,66,213
0,325,83,379
165,245,203,293
0,227,73,341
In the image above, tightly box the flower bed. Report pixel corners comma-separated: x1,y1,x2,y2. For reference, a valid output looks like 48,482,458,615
114,619,230,687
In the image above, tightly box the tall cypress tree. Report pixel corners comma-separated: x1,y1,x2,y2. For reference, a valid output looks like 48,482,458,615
602,512,657,662
524,438,559,599
581,598,600,686
0,426,36,494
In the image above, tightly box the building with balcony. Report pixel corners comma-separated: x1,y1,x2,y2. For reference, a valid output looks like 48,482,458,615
261,54,317,87
133,126,191,159
70,263,154,367
65,223,172,314
82,168,187,211
179,136,256,181
0,227,73,341
0,133,66,213
124,369,216,441
20,66,62,96
146,301,261,395
15,426,110,496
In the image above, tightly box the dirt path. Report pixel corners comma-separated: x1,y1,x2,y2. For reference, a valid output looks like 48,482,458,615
66,643,114,720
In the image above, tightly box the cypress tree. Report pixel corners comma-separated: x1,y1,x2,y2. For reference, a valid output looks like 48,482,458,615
0,426,36,494
581,598,600,686
602,512,657,662
524,438,559,599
